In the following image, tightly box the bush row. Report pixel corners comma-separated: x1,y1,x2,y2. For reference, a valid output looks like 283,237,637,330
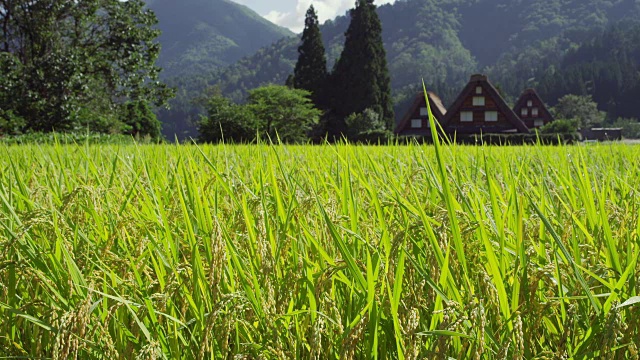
393,132,581,145
0,131,581,146
0,132,152,145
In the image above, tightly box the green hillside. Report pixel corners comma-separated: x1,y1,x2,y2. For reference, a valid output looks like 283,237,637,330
214,0,477,104
159,0,640,138
213,0,640,101
148,0,293,78
457,0,638,66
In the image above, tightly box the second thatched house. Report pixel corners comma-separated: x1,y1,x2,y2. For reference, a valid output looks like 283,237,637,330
513,88,554,129
440,74,529,135
394,92,447,136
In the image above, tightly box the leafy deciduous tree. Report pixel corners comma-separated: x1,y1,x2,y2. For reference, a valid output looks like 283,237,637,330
345,108,385,135
612,117,640,139
247,85,321,143
539,118,579,134
0,53,23,134
0,0,173,133
199,85,320,144
553,94,606,128
121,101,163,139
199,94,257,143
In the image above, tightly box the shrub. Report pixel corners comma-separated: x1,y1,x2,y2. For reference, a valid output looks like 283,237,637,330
553,94,605,128
540,119,579,134
121,101,163,140
352,129,394,143
198,95,258,143
0,132,138,145
611,117,640,139
345,108,386,139
0,110,26,136
396,132,580,145
247,85,321,143
199,86,322,144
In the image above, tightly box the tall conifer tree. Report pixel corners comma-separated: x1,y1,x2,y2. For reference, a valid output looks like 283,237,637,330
330,0,394,132
293,5,327,108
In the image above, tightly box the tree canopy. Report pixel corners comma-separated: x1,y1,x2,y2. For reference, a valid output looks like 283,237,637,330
0,0,172,135
198,92,257,143
247,85,321,143
553,95,606,128
199,85,321,143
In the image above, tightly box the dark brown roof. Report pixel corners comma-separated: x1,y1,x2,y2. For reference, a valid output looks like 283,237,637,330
443,74,530,133
394,92,446,134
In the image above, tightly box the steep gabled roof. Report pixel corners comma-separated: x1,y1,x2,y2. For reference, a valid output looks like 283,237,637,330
513,88,554,121
394,92,447,134
443,74,529,133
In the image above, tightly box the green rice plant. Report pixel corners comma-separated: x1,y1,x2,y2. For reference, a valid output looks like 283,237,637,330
0,135,639,359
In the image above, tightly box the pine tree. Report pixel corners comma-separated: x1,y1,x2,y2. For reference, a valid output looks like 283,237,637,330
329,0,394,134
293,5,327,108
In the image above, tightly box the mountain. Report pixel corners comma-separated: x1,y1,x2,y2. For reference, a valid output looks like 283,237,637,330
160,0,640,138
215,0,477,105
534,21,640,121
147,0,294,79
213,0,640,102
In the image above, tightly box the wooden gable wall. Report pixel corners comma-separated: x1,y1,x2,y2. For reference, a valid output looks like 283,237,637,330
443,75,529,134
395,92,446,136
513,89,554,129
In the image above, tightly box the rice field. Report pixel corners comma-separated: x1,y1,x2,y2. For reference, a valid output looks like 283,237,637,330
1,141,639,359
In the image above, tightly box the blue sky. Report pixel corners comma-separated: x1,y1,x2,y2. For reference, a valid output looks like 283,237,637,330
232,0,396,33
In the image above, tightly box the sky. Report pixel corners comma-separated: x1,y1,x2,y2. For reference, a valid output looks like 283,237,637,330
232,0,397,33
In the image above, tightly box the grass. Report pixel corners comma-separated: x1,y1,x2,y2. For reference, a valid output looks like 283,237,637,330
0,139,639,359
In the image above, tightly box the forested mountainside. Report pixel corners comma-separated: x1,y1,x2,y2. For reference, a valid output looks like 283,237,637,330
159,0,640,138
534,22,640,121
147,0,293,79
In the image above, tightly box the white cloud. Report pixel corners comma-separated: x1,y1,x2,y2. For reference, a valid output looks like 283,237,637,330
265,0,395,33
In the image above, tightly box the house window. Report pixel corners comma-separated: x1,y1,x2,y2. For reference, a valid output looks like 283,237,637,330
420,107,429,116
460,111,473,122
521,108,529,117
476,86,482,94
527,100,533,107
485,111,498,122
532,107,539,116
534,119,544,127
411,119,422,128
473,96,485,106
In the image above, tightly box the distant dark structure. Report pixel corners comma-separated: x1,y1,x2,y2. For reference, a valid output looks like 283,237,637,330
394,92,447,136
441,75,529,135
513,89,554,129
581,128,623,141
